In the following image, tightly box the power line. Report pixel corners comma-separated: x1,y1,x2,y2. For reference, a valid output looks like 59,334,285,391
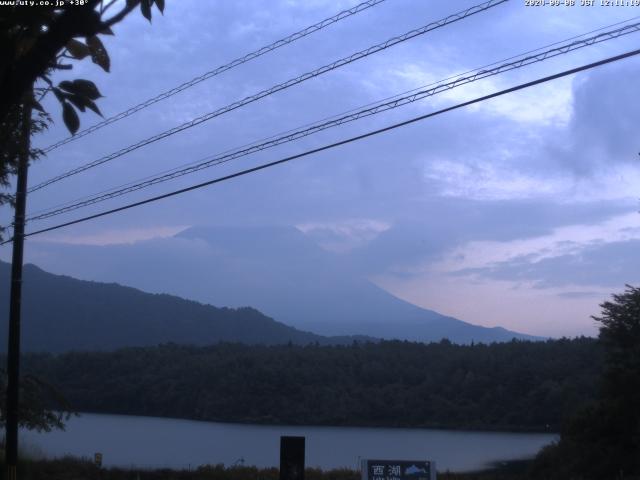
19,14,640,223
17,14,639,224
4,47,638,245
37,13,636,217
27,0,508,194
39,0,390,154
23,20,640,223
26,12,640,220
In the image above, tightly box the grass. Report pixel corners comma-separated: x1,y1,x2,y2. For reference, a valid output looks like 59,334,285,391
0,457,532,480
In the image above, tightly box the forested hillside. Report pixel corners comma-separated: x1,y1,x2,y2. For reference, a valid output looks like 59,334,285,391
21,338,600,431
0,262,368,351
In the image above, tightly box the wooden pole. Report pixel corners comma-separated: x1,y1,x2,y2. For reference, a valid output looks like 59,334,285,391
5,96,32,480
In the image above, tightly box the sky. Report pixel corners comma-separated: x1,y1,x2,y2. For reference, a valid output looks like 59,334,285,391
2,0,640,337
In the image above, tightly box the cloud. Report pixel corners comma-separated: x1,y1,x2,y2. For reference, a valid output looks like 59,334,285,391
2,0,639,340
296,218,390,252
439,211,640,271
556,291,604,299
36,225,189,246
547,59,640,175
454,238,640,290
344,200,636,275
372,269,605,337
442,210,640,293
422,159,569,201
392,62,573,126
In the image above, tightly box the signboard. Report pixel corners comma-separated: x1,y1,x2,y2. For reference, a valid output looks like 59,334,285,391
280,436,305,480
94,452,103,468
361,459,436,480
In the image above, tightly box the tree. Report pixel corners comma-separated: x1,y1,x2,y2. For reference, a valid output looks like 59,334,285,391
0,0,165,451
0,0,166,126
0,368,74,433
0,0,165,230
532,285,640,479
0,101,50,240
590,285,640,474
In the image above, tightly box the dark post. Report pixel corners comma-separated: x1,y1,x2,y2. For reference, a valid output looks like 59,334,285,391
280,436,305,480
5,97,32,480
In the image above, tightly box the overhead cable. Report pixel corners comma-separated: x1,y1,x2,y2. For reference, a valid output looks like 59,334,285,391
3,47,637,244
39,0,390,154
24,20,640,223
28,0,508,194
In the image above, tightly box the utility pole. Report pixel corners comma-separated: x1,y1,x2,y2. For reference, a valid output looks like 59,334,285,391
5,96,32,480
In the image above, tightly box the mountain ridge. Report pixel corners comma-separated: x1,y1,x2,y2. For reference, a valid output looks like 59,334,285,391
1,225,541,344
0,261,371,352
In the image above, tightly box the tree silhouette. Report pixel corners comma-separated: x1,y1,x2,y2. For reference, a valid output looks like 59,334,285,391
0,368,74,432
0,1,166,436
0,0,165,226
591,285,640,475
533,285,640,479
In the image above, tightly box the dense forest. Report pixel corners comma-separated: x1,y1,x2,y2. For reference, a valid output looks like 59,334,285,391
18,337,600,432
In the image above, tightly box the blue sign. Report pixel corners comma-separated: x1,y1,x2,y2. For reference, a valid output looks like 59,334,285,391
361,459,435,480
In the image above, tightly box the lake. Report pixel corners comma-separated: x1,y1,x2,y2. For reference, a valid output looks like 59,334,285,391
21,413,557,472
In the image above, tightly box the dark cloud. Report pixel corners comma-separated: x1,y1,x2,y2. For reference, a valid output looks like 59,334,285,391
453,238,640,289
546,59,640,175
556,291,604,299
8,0,635,238
345,198,635,274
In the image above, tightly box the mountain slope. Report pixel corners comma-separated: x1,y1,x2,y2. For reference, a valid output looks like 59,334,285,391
174,226,533,343
0,261,364,352
8,225,540,343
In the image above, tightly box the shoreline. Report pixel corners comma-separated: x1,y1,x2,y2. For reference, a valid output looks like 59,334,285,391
64,410,561,435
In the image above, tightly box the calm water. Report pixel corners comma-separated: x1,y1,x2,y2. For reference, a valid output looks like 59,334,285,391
21,413,557,472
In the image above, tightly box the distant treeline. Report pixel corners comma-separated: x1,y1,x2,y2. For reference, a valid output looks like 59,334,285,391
20,338,601,431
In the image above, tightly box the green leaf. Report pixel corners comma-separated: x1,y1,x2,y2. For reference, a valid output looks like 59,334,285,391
155,0,165,13
66,94,103,117
62,102,80,135
74,10,102,37
58,79,101,100
86,36,110,72
71,79,102,100
83,98,103,117
58,80,74,93
141,0,152,21
66,94,86,113
66,39,90,60
99,25,114,35
52,87,66,103
32,100,45,114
